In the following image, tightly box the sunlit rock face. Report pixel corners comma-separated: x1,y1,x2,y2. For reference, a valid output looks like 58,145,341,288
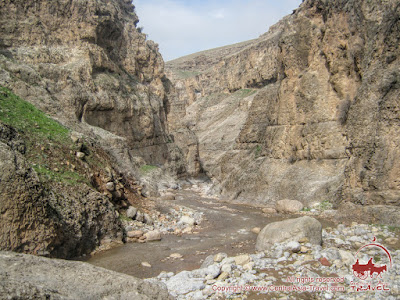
0,0,185,172
166,0,400,210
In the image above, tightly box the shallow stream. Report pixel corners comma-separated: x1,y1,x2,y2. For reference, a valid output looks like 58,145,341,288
85,187,334,279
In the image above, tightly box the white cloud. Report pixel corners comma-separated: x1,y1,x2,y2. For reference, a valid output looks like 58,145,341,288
134,0,302,61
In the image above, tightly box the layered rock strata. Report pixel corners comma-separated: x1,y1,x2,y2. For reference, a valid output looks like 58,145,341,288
0,0,184,175
166,0,400,213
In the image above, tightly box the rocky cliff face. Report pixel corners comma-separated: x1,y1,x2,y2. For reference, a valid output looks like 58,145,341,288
166,0,400,215
0,0,184,175
0,0,184,258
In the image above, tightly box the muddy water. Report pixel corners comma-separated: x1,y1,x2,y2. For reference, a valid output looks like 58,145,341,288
85,188,334,279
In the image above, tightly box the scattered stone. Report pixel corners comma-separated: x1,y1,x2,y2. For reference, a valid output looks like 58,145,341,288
298,237,309,244
182,227,193,234
234,254,251,266
76,151,85,159
262,207,277,214
126,206,138,219
105,182,115,192
169,253,183,259
251,227,261,234
300,246,309,254
141,262,152,268
144,213,154,225
221,264,232,273
135,211,144,223
127,230,143,238
243,262,255,271
319,257,331,267
217,272,229,281
214,253,227,263
205,265,221,279
180,216,196,226
339,250,355,266
201,255,215,268
166,271,205,297
144,230,161,242
256,216,322,251
285,241,301,253
162,193,176,200
275,199,304,213
385,237,398,245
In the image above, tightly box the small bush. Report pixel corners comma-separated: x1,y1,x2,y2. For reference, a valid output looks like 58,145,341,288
255,145,262,158
140,164,158,174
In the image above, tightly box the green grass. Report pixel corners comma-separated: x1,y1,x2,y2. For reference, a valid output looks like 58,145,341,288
33,165,88,185
175,70,201,79
140,164,158,174
0,87,91,186
235,88,257,98
254,145,262,158
118,214,133,222
0,87,69,143
318,200,333,211
301,207,311,212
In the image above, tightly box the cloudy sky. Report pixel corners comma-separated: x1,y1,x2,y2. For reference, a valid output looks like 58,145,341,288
134,0,302,61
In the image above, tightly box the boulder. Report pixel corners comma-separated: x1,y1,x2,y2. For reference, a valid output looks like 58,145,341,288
275,199,304,213
0,251,172,299
144,230,161,242
256,216,322,251
179,216,196,226
126,206,138,219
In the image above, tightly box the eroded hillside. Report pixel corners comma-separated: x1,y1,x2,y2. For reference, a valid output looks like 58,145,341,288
166,0,400,224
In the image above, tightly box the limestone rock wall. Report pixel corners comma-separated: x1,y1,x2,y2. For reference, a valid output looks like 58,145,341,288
0,0,184,173
166,0,400,208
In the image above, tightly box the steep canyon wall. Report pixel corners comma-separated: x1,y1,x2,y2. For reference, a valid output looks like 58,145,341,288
166,0,400,216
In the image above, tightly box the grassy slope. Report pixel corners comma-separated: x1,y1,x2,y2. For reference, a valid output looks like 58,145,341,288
0,87,91,186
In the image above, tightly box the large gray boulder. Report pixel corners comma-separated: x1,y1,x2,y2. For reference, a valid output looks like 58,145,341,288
0,251,172,300
256,216,322,251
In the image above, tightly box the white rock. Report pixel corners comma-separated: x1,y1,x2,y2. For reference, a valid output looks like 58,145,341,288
214,253,227,263
105,182,114,192
166,271,205,296
285,241,301,253
180,216,196,226
141,262,152,268
76,152,85,159
234,254,251,266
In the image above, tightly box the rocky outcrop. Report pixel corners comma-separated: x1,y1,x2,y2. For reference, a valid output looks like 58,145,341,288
0,0,185,177
0,251,172,299
166,0,400,212
0,120,123,258
0,0,186,257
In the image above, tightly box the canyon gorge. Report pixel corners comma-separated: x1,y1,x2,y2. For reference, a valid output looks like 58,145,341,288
0,0,399,299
